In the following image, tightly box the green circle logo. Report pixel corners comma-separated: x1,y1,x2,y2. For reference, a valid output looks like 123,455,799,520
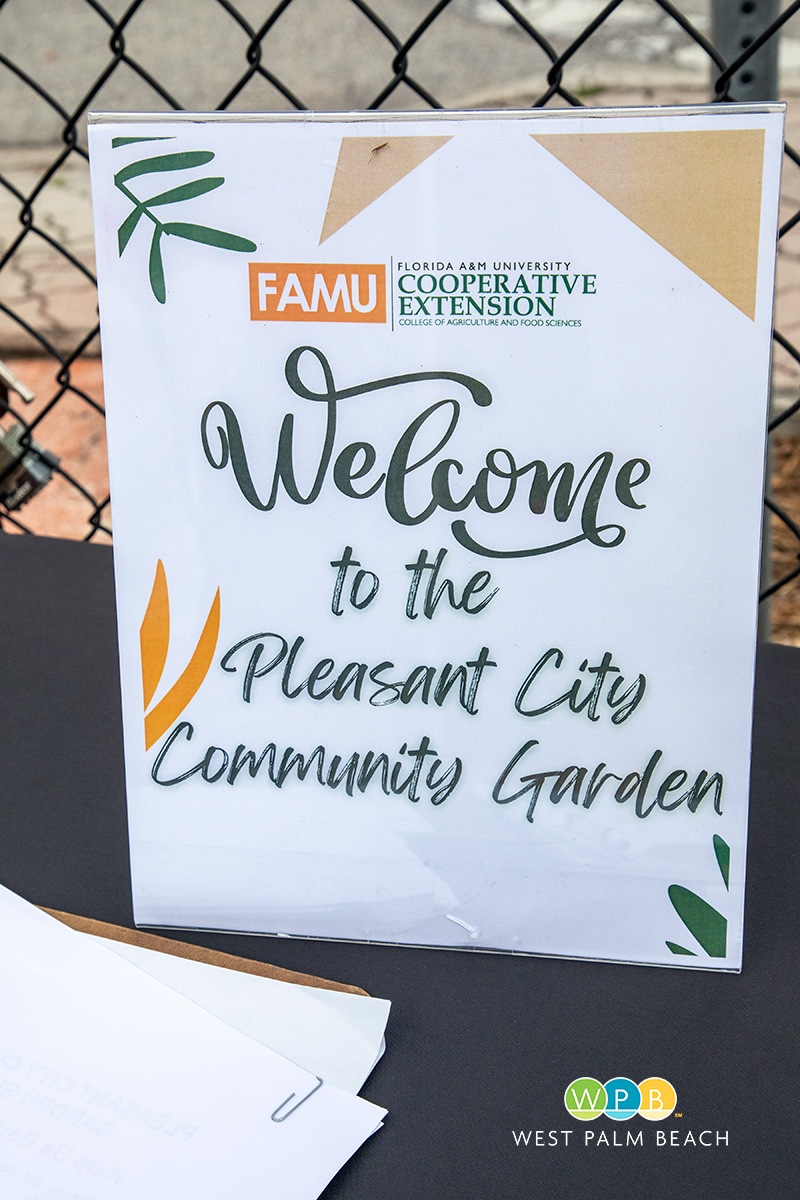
564,1077,607,1120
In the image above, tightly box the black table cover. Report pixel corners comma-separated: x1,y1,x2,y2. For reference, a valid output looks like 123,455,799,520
1,531,797,1199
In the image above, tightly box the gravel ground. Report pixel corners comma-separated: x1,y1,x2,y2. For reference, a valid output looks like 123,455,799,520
770,436,800,645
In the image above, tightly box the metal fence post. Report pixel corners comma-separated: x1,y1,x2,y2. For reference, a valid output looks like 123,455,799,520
713,0,780,639
712,0,780,100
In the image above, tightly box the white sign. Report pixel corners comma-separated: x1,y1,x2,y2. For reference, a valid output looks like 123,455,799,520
89,106,784,969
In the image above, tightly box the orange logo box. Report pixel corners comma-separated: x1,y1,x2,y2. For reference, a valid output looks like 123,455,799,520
249,263,387,323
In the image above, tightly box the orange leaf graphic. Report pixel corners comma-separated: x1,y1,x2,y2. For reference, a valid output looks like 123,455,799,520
143,587,221,751
140,559,170,710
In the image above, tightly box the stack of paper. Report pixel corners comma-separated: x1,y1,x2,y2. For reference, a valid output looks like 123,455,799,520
91,932,389,1093
0,885,387,1199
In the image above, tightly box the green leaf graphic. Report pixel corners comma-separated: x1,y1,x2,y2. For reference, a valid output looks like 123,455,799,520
668,885,727,957
118,206,146,255
115,151,214,185
713,834,730,890
113,146,254,301
112,136,174,148
163,221,257,252
149,227,166,304
144,178,224,207
666,941,696,956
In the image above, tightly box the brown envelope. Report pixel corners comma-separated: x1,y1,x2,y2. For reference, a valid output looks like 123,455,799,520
42,908,368,996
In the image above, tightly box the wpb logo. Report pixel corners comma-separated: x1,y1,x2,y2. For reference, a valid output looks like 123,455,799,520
565,1078,676,1122
249,262,386,322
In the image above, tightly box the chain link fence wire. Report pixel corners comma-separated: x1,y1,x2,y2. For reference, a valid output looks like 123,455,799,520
2,0,800,630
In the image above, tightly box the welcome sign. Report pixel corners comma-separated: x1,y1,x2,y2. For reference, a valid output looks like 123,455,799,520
88,107,783,969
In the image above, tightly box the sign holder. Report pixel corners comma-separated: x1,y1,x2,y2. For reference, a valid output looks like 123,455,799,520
89,105,785,969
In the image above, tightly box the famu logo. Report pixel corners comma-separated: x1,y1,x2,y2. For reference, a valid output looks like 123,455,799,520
249,262,386,323
565,1077,676,1121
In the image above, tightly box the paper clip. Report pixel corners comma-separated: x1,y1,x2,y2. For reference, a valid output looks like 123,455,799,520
271,1075,324,1122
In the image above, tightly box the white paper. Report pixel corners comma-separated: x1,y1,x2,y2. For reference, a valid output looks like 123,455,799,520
0,889,385,1199
94,935,389,1093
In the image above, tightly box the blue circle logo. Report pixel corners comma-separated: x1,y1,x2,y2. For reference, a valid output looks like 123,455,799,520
603,1077,641,1120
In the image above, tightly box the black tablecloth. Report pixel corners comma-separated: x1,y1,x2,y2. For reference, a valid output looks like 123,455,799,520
1,531,798,1199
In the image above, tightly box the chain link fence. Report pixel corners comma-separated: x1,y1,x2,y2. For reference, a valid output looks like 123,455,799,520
2,0,800,632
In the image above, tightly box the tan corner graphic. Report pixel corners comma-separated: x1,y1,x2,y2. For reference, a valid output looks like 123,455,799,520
320,136,452,243
532,130,765,319
140,560,220,750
